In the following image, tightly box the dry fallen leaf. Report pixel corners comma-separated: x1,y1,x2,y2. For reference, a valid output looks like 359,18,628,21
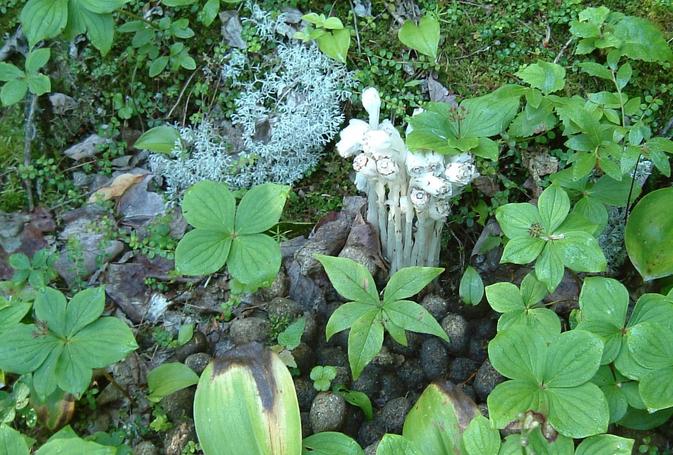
89,173,146,203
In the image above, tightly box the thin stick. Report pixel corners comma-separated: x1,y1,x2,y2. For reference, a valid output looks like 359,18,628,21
23,93,37,211
554,38,573,64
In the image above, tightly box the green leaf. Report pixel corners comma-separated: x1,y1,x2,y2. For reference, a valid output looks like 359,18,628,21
488,327,545,382
472,137,499,160
9,253,31,271
560,229,606,270
183,180,235,231
26,74,51,95
383,267,443,303
520,273,547,306
315,255,379,305
544,330,603,387
177,322,194,346
235,183,289,235
515,61,566,94
485,282,524,313
1,79,28,106
149,56,169,77
495,203,541,238
0,424,30,455
162,0,197,5
277,318,305,350
376,434,421,455
302,432,364,455
639,365,673,411
25,48,51,73
383,300,448,341
628,322,673,370
194,345,302,455
334,386,373,420
544,383,609,438
487,379,542,429
463,415,500,455
70,316,137,368
228,234,281,285
35,287,68,337
147,362,199,402
616,62,632,90
501,237,545,264
588,175,641,206
406,109,456,153
326,302,377,340
0,63,24,82
316,29,350,64
77,8,114,55
575,435,634,455
578,277,627,327
310,366,336,391
348,310,383,379
397,15,440,59
20,0,69,47
403,382,479,454
577,62,613,81
459,266,484,305
535,242,565,292
0,301,32,334
134,125,180,153
199,0,220,26
0,324,59,374
625,187,673,280
613,16,673,63
175,230,231,276
537,185,570,233
64,287,105,336
459,89,521,138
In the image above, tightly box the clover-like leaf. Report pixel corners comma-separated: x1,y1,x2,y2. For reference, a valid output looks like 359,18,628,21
235,183,289,235
544,330,603,387
515,61,566,95
544,382,609,438
398,15,440,59
182,180,235,231
228,234,281,285
537,185,570,233
175,230,231,276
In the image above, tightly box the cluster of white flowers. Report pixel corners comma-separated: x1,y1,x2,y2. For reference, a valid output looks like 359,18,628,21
336,88,479,273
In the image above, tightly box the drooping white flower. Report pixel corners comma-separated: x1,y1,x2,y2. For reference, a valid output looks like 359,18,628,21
428,198,451,220
412,173,452,198
362,87,381,127
425,151,445,176
353,153,378,178
445,161,478,186
336,119,370,158
410,187,430,210
362,130,392,158
376,157,400,180
406,150,431,177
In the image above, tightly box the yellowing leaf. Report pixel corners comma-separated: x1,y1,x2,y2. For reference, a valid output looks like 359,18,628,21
89,173,145,202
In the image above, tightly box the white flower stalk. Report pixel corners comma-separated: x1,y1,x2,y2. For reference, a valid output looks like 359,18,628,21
335,88,480,275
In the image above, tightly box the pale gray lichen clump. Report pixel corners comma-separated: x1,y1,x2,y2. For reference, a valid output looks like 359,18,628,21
599,159,653,274
149,4,353,199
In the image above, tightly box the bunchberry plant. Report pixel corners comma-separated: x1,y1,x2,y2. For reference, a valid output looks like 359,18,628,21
576,277,673,370
0,48,51,106
487,326,608,438
316,255,447,379
496,184,606,292
485,272,559,333
174,181,289,287
0,287,137,397
8,248,57,290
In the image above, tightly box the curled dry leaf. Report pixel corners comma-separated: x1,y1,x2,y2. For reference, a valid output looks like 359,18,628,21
88,173,146,203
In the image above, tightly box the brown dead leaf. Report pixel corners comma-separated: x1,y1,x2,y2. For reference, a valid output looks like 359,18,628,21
89,173,145,203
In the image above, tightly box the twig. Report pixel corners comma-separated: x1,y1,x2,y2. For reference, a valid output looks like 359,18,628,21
554,38,573,64
23,93,38,211
167,68,199,120
454,45,491,61
349,0,362,54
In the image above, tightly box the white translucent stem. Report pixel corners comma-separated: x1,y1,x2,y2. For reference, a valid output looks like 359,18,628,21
376,180,388,259
428,221,444,267
411,211,429,266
